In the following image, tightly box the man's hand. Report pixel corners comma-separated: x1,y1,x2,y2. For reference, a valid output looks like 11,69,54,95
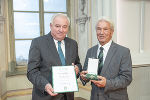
91,76,106,87
80,71,88,81
45,83,58,96
72,63,79,75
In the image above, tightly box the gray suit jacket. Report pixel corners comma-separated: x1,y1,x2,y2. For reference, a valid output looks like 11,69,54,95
83,42,132,100
27,33,82,100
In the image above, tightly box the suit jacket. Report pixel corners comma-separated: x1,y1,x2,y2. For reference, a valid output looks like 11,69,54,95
27,33,82,100
82,42,132,100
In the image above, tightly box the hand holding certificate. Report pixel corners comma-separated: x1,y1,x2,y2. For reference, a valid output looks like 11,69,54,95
52,66,78,93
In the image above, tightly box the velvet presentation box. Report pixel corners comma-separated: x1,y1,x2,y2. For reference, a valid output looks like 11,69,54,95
85,73,98,80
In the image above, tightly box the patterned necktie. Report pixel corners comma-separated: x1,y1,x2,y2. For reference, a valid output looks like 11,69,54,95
58,41,66,66
98,47,104,75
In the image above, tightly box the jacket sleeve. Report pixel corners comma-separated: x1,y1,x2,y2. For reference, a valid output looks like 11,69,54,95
80,49,90,86
27,39,49,93
74,41,82,78
104,49,132,93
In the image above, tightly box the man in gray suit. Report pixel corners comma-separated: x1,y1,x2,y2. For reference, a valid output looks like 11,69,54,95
80,17,132,100
27,13,82,100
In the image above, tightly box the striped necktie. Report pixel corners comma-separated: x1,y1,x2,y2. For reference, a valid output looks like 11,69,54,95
58,41,66,66
98,47,104,75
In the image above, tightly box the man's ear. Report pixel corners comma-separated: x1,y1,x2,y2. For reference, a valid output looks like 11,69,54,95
111,29,114,36
50,23,52,28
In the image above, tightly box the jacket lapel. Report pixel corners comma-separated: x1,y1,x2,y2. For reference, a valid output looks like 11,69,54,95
101,42,117,75
45,33,62,66
94,45,98,58
92,45,98,59
64,38,71,65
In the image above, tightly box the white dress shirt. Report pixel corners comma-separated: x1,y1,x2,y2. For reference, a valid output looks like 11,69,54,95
97,40,112,63
53,38,65,57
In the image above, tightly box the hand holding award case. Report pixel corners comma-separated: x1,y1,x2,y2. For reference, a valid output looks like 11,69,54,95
85,58,99,80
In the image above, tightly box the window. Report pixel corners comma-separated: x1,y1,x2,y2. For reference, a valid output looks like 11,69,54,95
8,0,68,75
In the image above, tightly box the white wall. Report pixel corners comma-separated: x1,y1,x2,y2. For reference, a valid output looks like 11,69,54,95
117,0,150,65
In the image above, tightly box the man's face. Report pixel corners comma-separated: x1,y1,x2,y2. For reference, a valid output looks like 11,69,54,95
50,16,69,41
96,20,114,46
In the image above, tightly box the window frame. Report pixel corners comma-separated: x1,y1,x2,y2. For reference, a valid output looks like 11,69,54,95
7,0,70,76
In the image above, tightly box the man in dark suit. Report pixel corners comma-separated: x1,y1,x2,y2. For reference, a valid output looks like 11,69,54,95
80,17,132,100
27,13,82,100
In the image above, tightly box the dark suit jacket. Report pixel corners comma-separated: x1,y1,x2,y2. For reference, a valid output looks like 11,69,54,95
27,33,82,100
82,42,132,100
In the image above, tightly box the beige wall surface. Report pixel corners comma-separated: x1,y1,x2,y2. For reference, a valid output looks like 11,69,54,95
0,0,8,99
144,2,150,52
128,66,150,100
0,24,7,96
117,0,150,65
6,76,32,91
0,16,7,100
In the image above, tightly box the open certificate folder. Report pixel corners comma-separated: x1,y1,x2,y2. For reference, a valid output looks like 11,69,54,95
52,66,78,93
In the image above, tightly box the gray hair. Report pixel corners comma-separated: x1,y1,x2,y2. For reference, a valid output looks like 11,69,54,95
50,13,70,26
95,17,114,30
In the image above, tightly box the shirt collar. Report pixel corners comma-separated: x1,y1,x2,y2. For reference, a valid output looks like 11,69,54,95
98,40,112,51
53,38,65,45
